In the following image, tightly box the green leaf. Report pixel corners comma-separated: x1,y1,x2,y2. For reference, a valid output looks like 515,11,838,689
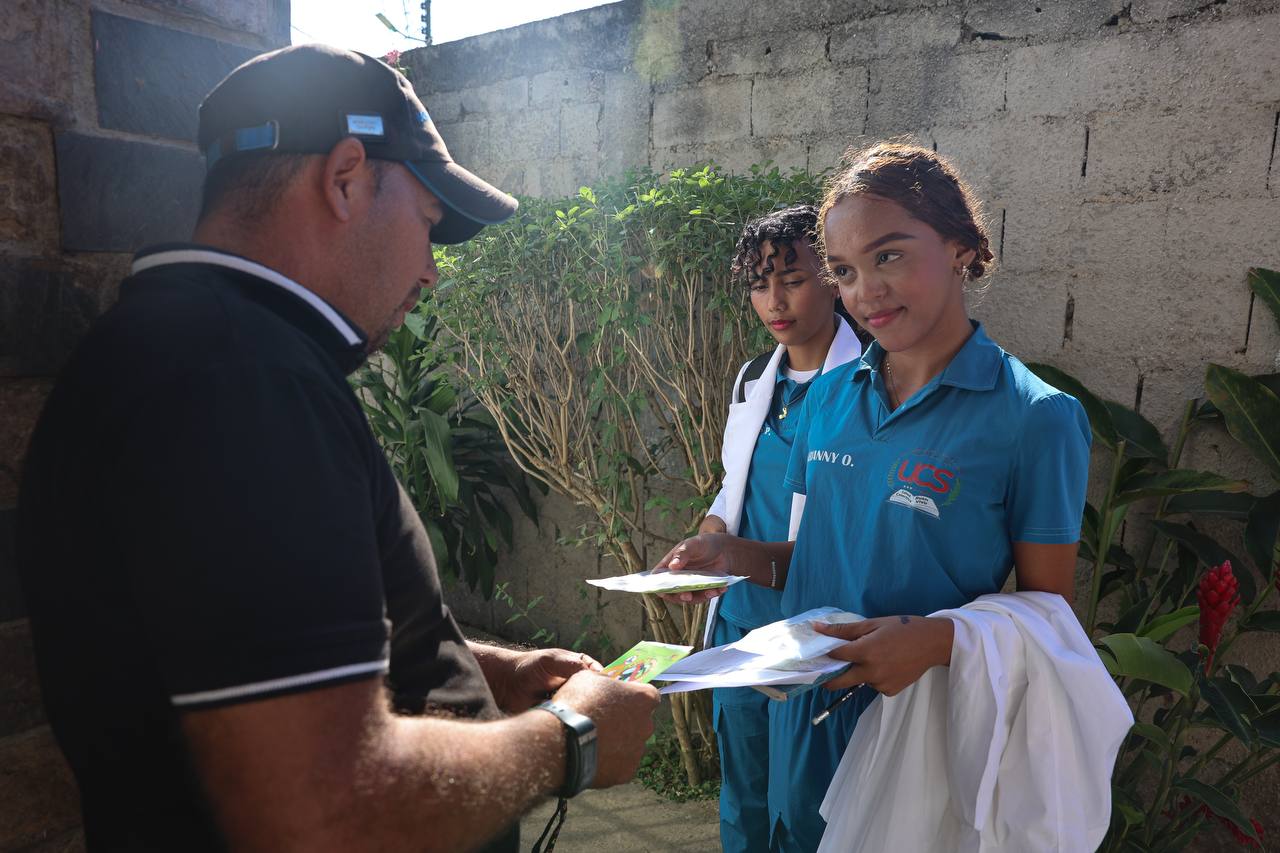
1204,363,1280,482
1104,400,1168,462
1113,596,1154,634
418,409,460,505
1253,703,1280,748
1244,490,1280,578
1165,490,1258,519
1197,373,1280,420
402,311,428,341
1114,469,1250,506
1095,633,1193,695
1137,606,1200,643
1026,363,1118,449
1200,675,1256,748
1151,521,1253,604
1128,720,1173,752
1248,266,1280,334
1240,610,1280,633
1172,779,1259,842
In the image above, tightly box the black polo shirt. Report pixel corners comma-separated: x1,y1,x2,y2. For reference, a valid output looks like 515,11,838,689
18,245,502,849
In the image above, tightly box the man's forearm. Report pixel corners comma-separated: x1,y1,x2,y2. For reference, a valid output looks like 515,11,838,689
366,708,566,851
182,679,566,853
467,639,521,693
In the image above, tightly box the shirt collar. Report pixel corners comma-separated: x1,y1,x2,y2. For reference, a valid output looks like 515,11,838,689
130,244,370,371
854,321,1003,392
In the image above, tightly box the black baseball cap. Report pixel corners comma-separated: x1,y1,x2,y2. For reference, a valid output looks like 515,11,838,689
198,43,517,244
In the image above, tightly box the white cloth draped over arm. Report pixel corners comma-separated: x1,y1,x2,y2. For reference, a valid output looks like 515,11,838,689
818,591,1133,853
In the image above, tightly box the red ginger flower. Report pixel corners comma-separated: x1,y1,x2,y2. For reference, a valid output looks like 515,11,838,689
1198,560,1239,669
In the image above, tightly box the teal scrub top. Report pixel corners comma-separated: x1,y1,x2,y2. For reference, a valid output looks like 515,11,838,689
782,322,1091,620
717,372,813,632
763,323,1091,839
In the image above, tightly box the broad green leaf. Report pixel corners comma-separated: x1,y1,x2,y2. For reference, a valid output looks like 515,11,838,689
1204,363,1280,483
1095,633,1193,695
1253,703,1280,748
1244,490,1280,578
1128,721,1173,752
1165,490,1258,519
1248,266,1280,334
1196,373,1280,420
1137,606,1200,643
418,409,460,505
1114,469,1249,506
1104,400,1168,462
1172,779,1259,842
1114,597,1154,634
402,311,428,341
1026,363,1118,449
1200,675,1256,748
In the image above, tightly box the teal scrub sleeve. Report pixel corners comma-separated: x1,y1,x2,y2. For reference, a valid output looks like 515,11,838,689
1007,392,1093,544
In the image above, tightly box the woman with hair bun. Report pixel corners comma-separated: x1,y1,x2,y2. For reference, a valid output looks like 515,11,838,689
658,143,1092,851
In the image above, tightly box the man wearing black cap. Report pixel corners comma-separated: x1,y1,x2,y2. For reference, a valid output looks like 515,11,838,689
18,45,658,852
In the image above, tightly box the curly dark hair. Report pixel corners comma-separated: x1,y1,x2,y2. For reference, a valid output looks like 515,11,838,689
730,205,820,285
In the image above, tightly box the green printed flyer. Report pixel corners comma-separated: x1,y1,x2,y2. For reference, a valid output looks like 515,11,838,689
602,641,692,684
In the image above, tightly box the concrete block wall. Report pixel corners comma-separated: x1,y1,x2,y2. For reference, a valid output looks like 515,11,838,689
408,1,1280,845
0,1,286,846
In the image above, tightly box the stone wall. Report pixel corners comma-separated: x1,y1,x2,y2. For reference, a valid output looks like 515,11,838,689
407,1,1280,846
0,1,286,846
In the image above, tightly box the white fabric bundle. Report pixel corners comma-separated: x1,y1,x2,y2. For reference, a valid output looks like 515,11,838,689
819,592,1133,853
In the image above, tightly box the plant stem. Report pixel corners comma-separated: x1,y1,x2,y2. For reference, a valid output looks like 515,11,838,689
1144,690,1194,845
1134,400,1197,587
1090,439,1129,636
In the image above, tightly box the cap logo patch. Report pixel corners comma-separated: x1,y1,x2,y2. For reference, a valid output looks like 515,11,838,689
345,113,386,138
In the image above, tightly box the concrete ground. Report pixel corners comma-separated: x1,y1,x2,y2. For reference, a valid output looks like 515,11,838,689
520,781,720,852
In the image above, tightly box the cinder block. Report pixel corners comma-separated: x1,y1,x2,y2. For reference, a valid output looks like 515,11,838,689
750,65,870,141
598,72,651,179
455,76,528,117
166,0,289,44
424,90,464,124
560,102,602,160
489,109,560,162
1128,0,1206,23
653,78,753,149
525,157,600,200
530,69,605,106
934,115,1086,205
656,136,809,177
0,378,52,509
961,0,1130,40
435,118,490,167
0,0,82,122
1007,14,1280,118
0,256,126,379
969,272,1072,371
866,49,1006,133
709,28,830,78
828,7,963,64
0,619,44,736
0,116,58,257
0,726,81,851
1006,35,1172,118
1084,107,1275,202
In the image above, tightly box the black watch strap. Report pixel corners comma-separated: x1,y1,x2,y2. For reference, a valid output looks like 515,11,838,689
535,701,597,798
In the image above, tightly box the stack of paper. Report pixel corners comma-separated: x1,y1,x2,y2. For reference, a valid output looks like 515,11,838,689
585,569,748,595
654,607,865,696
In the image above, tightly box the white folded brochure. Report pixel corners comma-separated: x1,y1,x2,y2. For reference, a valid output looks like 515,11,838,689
655,607,865,695
585,569,749,595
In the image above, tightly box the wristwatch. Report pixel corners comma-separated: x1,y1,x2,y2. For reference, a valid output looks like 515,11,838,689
535,701,597,798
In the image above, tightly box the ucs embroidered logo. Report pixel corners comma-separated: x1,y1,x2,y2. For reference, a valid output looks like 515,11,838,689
885,456,962,520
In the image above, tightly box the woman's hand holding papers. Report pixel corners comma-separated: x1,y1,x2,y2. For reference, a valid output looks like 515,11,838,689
814,616,955,696
654,534,796,604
